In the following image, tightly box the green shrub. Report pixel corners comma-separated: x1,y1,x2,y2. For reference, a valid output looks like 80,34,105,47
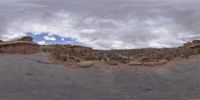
197,49,200,54
182,51,192,59
51,50,69,61
51,51,60,59
84,56,96,61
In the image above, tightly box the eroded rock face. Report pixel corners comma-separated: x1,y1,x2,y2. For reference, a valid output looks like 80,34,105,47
0,42,39,54
192,40,200,44
0,36,39,54
158,59,168,65
47,39,200,67
18,36,33,42
44,45,95,58
129,61,143,66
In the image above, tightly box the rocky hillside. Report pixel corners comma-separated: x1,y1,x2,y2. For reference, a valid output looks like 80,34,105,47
0,36,39,54
0,36,200,67
106,40,200,66
45,39,200,67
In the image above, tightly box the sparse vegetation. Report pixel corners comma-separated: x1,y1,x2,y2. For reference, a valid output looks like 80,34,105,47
83,56,96,61
51,50,69,61
197,48,200,54
45,39,200,66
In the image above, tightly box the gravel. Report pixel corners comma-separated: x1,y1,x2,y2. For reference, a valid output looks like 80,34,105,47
0,53,200,100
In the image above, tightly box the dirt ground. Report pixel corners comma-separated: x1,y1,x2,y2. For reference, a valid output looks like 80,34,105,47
0,53,200,100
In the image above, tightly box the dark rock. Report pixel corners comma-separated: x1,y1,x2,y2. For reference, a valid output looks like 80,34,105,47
18,36,33,42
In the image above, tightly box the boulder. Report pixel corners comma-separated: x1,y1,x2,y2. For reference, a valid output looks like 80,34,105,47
107,61,118,65
129,61,143,66
143,62,158,66
18,36,33,42
77,61,94,68
0,40,3,42
158,59,168,65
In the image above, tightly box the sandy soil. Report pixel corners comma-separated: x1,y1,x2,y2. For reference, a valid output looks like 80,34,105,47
0,53,200,100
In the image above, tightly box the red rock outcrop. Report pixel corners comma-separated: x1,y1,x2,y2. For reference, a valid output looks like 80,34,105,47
43,44,96,58
0,36,39,54
107,61,119,65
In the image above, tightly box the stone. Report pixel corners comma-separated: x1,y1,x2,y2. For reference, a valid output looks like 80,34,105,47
129,61,143,66
77,61,94,68
158,59,168,65
192,40,200,44
107,61,118,65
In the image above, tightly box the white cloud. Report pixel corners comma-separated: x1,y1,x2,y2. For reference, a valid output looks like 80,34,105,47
1,0,200,49
44,36,56,41
80,29,96,34
61,38,65,41
3,11,193,49
37,40,47,45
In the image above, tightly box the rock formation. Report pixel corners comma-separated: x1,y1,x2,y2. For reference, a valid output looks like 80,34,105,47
42,44,95,57
107,61,118,65
129,61,143,66
77,61,94,68
0,36,39,54
103,40,200,66
17,36,33,42
45,39,200,67
158,59,168,65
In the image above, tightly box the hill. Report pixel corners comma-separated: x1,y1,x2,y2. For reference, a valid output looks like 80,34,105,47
1,36,200,67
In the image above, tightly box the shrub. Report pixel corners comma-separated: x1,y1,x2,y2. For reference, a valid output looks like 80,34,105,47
60,54,68,61
197,49,200,54
84,56,96,61
51,50,69,61
182,51,192,59
51,51,60,60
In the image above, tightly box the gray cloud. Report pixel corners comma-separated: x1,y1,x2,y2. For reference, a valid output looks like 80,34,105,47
0,0,200,49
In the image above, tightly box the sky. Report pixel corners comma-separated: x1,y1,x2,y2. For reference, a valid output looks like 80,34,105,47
0,0,200,49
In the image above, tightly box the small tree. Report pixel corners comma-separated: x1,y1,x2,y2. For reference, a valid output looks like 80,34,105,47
197,48,200,54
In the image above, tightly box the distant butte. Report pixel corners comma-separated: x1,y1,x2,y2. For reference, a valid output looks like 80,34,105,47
0,36,39,54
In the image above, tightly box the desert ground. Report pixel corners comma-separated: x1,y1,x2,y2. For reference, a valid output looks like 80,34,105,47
0,53,200,100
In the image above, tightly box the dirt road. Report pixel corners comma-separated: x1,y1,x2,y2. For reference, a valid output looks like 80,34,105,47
0,53,200,100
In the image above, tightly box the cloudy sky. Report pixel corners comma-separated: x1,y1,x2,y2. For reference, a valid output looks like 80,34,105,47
0,0,200,49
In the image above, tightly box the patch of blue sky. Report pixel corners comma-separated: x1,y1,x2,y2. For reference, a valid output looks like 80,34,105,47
26,32,81,45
